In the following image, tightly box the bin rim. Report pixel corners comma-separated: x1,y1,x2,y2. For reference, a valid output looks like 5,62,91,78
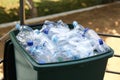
9,27,114,71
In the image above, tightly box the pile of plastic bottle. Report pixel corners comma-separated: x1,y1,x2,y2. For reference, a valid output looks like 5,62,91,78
16,20,110,64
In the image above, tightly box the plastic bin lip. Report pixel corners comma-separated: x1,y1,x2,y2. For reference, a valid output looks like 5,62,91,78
9,28,114,70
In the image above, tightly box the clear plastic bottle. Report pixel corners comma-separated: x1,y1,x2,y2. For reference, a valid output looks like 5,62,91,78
52,45,80,62
16,20,110,63
83,28,101,40
25,32,55,63
82,28,111,53
38,32,57,54
72,21,85,31
25,40,36,56
33,46,52,64
51,33,68,46
42,20,70,38
70,38,94,58
95,39,110,54
41,20,70,47
41,24,57,39
68,36,87,46
51,39,80,62
62,44,81,60
40,20,56,34
16,23,33,46
69,21,85,39
56,20,70,32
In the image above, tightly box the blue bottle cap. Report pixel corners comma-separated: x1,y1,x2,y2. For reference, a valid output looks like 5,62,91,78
42,28,49,34
82,28,89,37
27,41,33,46
84,28,89,33
98,39,103,45
72,56,79,60
39,60,46,64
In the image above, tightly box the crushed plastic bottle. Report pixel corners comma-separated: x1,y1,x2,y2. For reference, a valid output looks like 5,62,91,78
16,24,34,46
68,37,94,58
95,39,110,53
39,32,57,54
41,20,70,47
82,28,101,40
16,20,110,64
25,40,36,55
72,21,85,31
41,20,57,35
82,28,110,53
56,20,70,32
33,46,53,64
42,20,70,38
52,44,80,62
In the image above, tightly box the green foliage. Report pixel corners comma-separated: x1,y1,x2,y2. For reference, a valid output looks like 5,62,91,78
0,0,107,24
35,0,103,17
0,7,19,23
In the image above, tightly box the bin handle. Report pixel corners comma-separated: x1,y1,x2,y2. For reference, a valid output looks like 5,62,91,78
20,0,25,25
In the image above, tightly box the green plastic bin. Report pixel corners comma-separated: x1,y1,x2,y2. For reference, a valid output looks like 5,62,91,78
9,24,114,80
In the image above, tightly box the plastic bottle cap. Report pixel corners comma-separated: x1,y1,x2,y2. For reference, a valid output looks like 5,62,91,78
84,28,89,33
52,35,58,43
27,41,33,46
73,21,78,27
72,56,79,60
16,23,21,30
42,28,49,34
39,60,45,64
34,29,40,34
82,28,89,37
99,39,103,45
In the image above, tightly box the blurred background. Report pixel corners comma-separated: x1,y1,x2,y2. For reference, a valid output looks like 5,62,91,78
0,0,120,80
0,0,118,24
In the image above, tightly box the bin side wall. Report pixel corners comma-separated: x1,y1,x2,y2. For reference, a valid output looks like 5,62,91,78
37,58,108,80
15,49,37,80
